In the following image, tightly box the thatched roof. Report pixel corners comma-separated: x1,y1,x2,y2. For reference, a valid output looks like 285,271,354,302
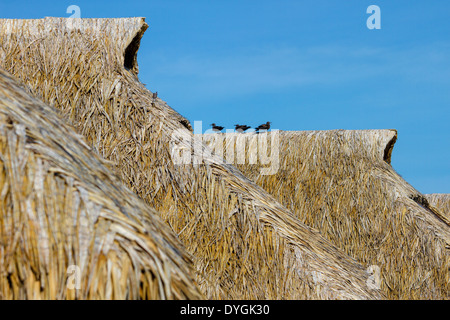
0,68,203,299
426,194,450,222
206,130,450,299
0,17,384,299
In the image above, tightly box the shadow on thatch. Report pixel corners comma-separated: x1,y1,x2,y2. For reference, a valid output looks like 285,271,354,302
0,68,203,299
205,130,450,299
0,17,384,299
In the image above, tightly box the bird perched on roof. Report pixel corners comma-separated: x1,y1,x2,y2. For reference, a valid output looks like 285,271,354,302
255,121,271,133
211,123,224,132
152,92,158,99
235,124,251,133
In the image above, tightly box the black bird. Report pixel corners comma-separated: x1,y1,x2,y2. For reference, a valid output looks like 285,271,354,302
255,121,271,133
235,124,251,132
152,92,158,99
211,123,224,132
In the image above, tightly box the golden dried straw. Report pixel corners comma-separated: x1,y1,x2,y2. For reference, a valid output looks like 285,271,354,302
0,68,203,300
0,17,383,299
207,130,450,299
426,194,450,222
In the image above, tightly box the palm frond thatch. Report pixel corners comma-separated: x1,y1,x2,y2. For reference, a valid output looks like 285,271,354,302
426,194,450,222
0,17,383,299
0,68,203,300
207,130,450,299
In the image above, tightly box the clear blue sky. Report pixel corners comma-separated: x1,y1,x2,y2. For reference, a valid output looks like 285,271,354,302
1,0,449,194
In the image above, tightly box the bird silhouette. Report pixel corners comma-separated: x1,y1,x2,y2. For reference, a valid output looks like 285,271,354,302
211,123,224,132
235,124,251,132
255,121,271,133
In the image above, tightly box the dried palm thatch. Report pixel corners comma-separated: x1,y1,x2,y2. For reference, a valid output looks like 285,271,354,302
0,17,383,299
426,194,450,222
206,130,450,299
0,68,203,300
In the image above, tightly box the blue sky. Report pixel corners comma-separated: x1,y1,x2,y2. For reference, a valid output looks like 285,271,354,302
0,0,449,193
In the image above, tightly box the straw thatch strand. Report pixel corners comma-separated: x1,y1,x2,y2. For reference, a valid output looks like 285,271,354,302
426,194,450,222
0,17,384,299
208,130,450,299
0,68,203,299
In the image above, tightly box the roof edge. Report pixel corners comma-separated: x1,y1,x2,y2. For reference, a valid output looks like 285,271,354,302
0,17,149,75
203,129,399,164
123,19,149,75
382,129,397,164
